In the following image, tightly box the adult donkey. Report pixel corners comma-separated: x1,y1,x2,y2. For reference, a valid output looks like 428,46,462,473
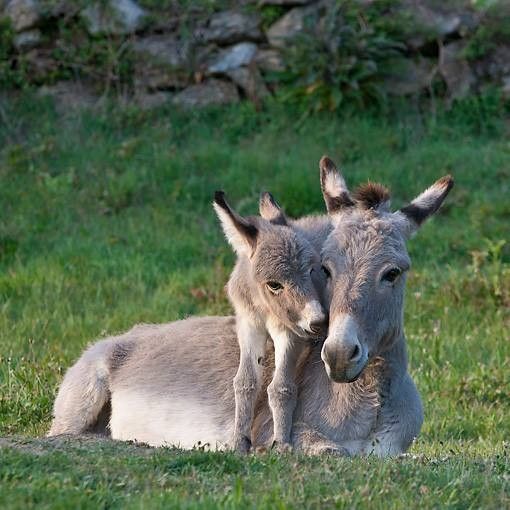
49,160,453,456
258,157,454,456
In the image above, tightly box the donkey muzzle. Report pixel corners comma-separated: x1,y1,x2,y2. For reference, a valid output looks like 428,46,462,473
320,314,368,383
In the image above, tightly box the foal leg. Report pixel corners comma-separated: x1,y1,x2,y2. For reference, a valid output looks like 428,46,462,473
265,323,304,451
232,318,267,453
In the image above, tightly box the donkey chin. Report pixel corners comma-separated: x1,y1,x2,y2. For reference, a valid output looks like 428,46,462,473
320,314,370,383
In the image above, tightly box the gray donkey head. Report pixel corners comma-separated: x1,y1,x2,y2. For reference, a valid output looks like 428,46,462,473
213,191,327,338
318,156,454,382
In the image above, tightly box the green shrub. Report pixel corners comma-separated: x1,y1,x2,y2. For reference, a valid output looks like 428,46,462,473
0,19,29,89
275,1,407,116
50,18,135,92
259,5,286,31
464,0,510,59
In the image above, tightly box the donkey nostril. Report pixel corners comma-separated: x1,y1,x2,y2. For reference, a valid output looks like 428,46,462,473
349,344,361,362
309,320,326,334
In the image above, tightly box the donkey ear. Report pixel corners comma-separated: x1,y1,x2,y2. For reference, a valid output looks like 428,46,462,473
213,191,258,256
319,155,355,214
259,192,288,226
397,176,454,235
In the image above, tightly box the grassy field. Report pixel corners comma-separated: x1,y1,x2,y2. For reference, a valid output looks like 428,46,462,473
0,94,509,508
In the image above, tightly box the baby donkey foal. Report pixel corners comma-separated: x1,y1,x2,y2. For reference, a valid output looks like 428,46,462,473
213,192,327,453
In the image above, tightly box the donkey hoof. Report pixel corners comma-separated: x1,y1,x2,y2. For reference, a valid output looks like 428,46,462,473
271,440,293,454
232,435,252,454
316,445,350,457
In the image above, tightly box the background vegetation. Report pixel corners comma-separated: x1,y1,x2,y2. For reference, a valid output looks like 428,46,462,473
2,0,510,111
0,90,508,507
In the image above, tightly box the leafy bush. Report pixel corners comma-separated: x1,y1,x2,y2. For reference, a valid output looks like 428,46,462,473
0,12,135,92
276,1,407,115
259,5,286,31
51,19,135,93
464,0,510,59
0,19,28,89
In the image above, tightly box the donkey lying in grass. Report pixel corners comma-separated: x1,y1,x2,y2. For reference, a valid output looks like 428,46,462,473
49,160,453,456
49,192,330,450
271,156,454,455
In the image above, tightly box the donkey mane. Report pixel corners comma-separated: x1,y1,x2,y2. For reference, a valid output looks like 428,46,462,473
353,182,391,210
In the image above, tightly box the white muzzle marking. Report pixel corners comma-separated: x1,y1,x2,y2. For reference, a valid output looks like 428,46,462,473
297,300,324,332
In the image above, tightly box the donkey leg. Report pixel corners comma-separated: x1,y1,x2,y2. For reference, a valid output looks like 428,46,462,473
232,319,267,453
265,325,304,450
363,372,424,457
48,339,115,436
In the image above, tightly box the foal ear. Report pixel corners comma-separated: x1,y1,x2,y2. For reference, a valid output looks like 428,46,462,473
213,191,258,256
397,176,454,235
259,191,288,226
319,155,355,214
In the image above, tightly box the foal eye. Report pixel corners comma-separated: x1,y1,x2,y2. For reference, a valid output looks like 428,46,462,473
382,267,401,283
266,281,283,293
321,265,331,278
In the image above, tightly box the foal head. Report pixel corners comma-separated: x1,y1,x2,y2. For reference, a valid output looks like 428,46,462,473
214,191,327,339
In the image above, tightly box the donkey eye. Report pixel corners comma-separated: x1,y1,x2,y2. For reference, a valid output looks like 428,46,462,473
321,265,331,278
382,267,401,283
266,281,283,293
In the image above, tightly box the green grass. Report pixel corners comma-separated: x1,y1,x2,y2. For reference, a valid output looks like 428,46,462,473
0,96,509,508
0,436,507,509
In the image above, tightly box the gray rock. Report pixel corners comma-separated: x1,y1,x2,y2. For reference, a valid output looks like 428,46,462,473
260,0,314,4
502,76,510,98
415,6,461,36
81,0,147,36
135,91,172,110
132,34,190,67
45,0,80,18
24,48,58,82
439,41,474,101
201,10,262,44
485,46,510,80
133,61,191,91
383,58,435,96
207,42,257,74
173,79,239,108
132,35,191,90
38,81,99,114
13,28,40,50
5,0,40,31
255,48,285,72
266,5,318,48
402,1,480,48
227,66,269,102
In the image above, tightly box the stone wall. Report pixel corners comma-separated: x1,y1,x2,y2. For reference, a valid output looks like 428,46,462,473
1,0,509,111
